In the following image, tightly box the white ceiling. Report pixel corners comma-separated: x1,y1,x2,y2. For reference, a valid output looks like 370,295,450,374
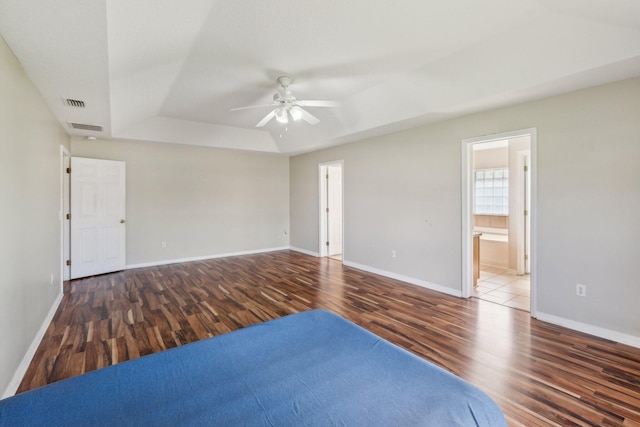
1,0,640,155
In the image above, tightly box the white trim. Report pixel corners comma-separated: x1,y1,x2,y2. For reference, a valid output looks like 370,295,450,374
125,247,290,270
461,141,473,298
462,128,535,145
342,261,462,298
529,129,538,316
536,312,640,349
289,246,320,257
461,128,538,317
318,164,326,257
2,291,63,399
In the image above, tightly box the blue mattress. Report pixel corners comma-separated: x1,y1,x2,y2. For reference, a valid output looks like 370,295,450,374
0,310,506,426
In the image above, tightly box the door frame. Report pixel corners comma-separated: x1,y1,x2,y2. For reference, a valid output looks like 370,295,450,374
318,160,344,258
60,146,71,286
515,150,531,275
460,128,538,317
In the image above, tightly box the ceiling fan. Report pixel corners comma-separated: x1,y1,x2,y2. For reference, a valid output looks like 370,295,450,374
230,76,339,127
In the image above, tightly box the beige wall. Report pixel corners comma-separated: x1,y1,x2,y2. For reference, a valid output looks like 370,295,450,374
0,36,69,394
473,147,508,170
474,216,508,229
290,76,640,340
71,139,290,266
291,128,463,289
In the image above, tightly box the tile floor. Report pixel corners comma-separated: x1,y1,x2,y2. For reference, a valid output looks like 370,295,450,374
473,266,530,312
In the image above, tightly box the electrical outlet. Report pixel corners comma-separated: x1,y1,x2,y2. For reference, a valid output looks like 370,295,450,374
391,250,396,258
161,241,167,249
576,284,586,297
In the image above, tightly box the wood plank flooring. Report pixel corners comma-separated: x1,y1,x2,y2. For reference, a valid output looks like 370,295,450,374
18,250,640,426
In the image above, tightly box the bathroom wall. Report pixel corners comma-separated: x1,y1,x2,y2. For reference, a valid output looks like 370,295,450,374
473,146,509,267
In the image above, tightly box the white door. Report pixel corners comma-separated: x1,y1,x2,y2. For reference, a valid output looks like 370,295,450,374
327,165,343,256
71,157,126,279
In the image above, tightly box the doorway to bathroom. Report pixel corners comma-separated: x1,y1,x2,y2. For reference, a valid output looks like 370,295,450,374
461,129,536,314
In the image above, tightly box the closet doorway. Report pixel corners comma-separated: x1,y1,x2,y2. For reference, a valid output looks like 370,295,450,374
319,161,343,261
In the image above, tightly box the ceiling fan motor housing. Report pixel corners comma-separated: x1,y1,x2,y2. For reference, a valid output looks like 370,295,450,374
277,76,292,88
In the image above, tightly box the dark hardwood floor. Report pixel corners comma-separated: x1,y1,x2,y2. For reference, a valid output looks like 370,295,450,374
18,250,640,426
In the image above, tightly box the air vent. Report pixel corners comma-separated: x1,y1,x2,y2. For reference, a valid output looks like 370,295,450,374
63,98,85,108
69,123,103,132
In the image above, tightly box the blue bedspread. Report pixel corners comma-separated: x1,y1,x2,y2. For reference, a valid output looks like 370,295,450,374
0,310,506,426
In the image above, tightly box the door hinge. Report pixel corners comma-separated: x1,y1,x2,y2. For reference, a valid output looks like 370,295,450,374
326,241,329,246
66,167,71,174
66,260,71,266
524,210,528,216
326,208,329,213
524,165,528,172
326,174,329,180
66,213,71,220
525,254,529,261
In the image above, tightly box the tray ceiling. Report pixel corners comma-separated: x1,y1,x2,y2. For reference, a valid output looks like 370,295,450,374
1,0,639,154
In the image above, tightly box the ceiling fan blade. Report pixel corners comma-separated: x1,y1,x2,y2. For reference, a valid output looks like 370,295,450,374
255,109,276,127
229,103,277,112
298,108,320,125
296,100,339,108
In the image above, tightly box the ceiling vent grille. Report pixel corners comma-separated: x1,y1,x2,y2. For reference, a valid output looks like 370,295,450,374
69,123,102,132
64,98,85,108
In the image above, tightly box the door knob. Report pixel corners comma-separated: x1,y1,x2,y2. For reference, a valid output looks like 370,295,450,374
120,219,126,224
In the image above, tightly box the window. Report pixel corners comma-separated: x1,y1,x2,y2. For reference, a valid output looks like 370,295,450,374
474,168,508,215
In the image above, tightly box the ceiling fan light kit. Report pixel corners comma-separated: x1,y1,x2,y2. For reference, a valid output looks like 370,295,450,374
230,76,339,128
290,106,303,121
275,107,288,124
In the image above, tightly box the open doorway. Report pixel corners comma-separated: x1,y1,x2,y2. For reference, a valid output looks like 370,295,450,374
461,129,536,316
319,161,343,261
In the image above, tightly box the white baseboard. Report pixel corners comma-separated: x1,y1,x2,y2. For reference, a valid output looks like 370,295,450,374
126,246,291,270
342,261,461,298
2,291,63,399
289,247,319,257
536,312,640,349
